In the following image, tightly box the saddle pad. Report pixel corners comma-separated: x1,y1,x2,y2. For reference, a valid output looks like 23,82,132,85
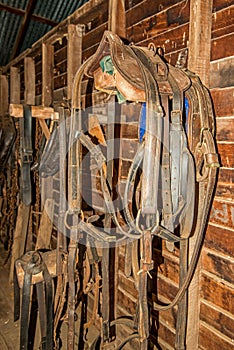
85,31,191,100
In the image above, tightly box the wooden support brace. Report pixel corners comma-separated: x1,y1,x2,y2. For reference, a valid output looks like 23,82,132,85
9,103,54,140
67,24,84,101
35,198,54,250
42,43,54,107
10,67,20,104
24,57,35,105
108,0,126,38
0,74,9,116
188,0,213,86
187,1,213,349
9,103,54,119
9,203,31,284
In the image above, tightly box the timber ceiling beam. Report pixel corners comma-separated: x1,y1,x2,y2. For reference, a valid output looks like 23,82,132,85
0,2,58,27
11,0,38,60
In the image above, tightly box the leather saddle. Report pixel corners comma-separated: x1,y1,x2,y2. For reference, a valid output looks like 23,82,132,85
85,31,191,102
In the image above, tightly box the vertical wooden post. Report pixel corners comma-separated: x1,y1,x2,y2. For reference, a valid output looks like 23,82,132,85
42,43,54,107
24,56,35,251
67,24,84,100
188,0,213,86
24,57,35,104
66,24,84,350
10,67,20,104
187,1,213,349
108,0,126,38
0,74,9,116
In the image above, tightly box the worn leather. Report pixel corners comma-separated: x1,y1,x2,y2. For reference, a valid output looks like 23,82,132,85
0,114,16,173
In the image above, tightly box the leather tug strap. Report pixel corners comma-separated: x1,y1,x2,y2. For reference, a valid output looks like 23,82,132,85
20,105,33,206
14,251,53,350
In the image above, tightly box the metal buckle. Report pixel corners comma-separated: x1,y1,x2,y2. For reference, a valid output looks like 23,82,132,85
22,153,33,163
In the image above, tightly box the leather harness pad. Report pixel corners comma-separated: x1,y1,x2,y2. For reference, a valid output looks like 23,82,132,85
85,31,191,100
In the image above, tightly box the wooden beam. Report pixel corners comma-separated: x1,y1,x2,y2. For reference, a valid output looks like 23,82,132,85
188,0,213,86
108,0,126,38
9,103,54,119
11,0,37,60
35,198,54,250
0,74,9,116
0,2,58,27
24,57,35,105
67,24,84,100
9,203,30,284
10,67,20,104
187,1,213,349
42,43,54,107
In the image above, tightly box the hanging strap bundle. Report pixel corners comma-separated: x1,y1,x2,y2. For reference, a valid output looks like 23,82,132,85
14,250,54,350
66,30,219,349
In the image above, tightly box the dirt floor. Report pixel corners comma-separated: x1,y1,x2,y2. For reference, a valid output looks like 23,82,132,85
0,243,20,349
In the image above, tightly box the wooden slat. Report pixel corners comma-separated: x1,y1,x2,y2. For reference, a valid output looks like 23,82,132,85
136,22,189,53
54,72,67,90
210,56,234,88
215,168,234,200
82,22,108,50
200,300,234,340
217,143,234,168
213,0,234,12
216,117,234,142
0,74,9,115
67,24,84,100
202,248,234,284
126,0,189,44
42,43,54,107
212,5,234,38
210,198,234,230
126,0,182,28
24,57,35,105
54,46,67,65
10,67,20,104
118,271,137,297
201,273,234,314
152,277,178,304
211,32,234,61
211,87,234,117
199,322,234,350
117,288,137,315
205,223,234,257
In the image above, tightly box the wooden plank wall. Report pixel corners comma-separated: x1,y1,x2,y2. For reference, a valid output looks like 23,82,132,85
200,0,234,349
1,0,233,349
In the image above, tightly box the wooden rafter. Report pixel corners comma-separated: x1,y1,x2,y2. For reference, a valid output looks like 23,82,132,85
0,2,58,27
11,0,38,60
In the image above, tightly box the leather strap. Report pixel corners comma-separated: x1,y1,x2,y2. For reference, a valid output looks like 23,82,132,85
20,105,33,205
16,251,54,350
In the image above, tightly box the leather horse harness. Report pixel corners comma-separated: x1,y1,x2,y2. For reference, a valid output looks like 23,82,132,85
14,31,219,349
